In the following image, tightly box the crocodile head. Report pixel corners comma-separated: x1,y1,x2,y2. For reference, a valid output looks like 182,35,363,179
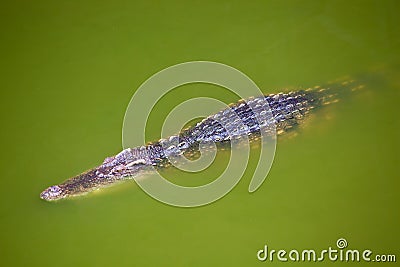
40,185,66,201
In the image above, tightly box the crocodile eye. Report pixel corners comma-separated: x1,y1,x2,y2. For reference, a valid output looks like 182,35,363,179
49,186,61,193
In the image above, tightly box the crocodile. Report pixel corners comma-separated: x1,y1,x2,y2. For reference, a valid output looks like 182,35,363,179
40,85,346,201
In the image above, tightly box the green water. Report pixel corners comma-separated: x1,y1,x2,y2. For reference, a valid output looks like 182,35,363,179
1,1,399,266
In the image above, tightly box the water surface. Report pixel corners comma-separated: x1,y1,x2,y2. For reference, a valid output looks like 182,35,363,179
0,1,399,266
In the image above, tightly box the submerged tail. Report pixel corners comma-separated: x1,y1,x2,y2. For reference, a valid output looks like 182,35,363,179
304,77,364,109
